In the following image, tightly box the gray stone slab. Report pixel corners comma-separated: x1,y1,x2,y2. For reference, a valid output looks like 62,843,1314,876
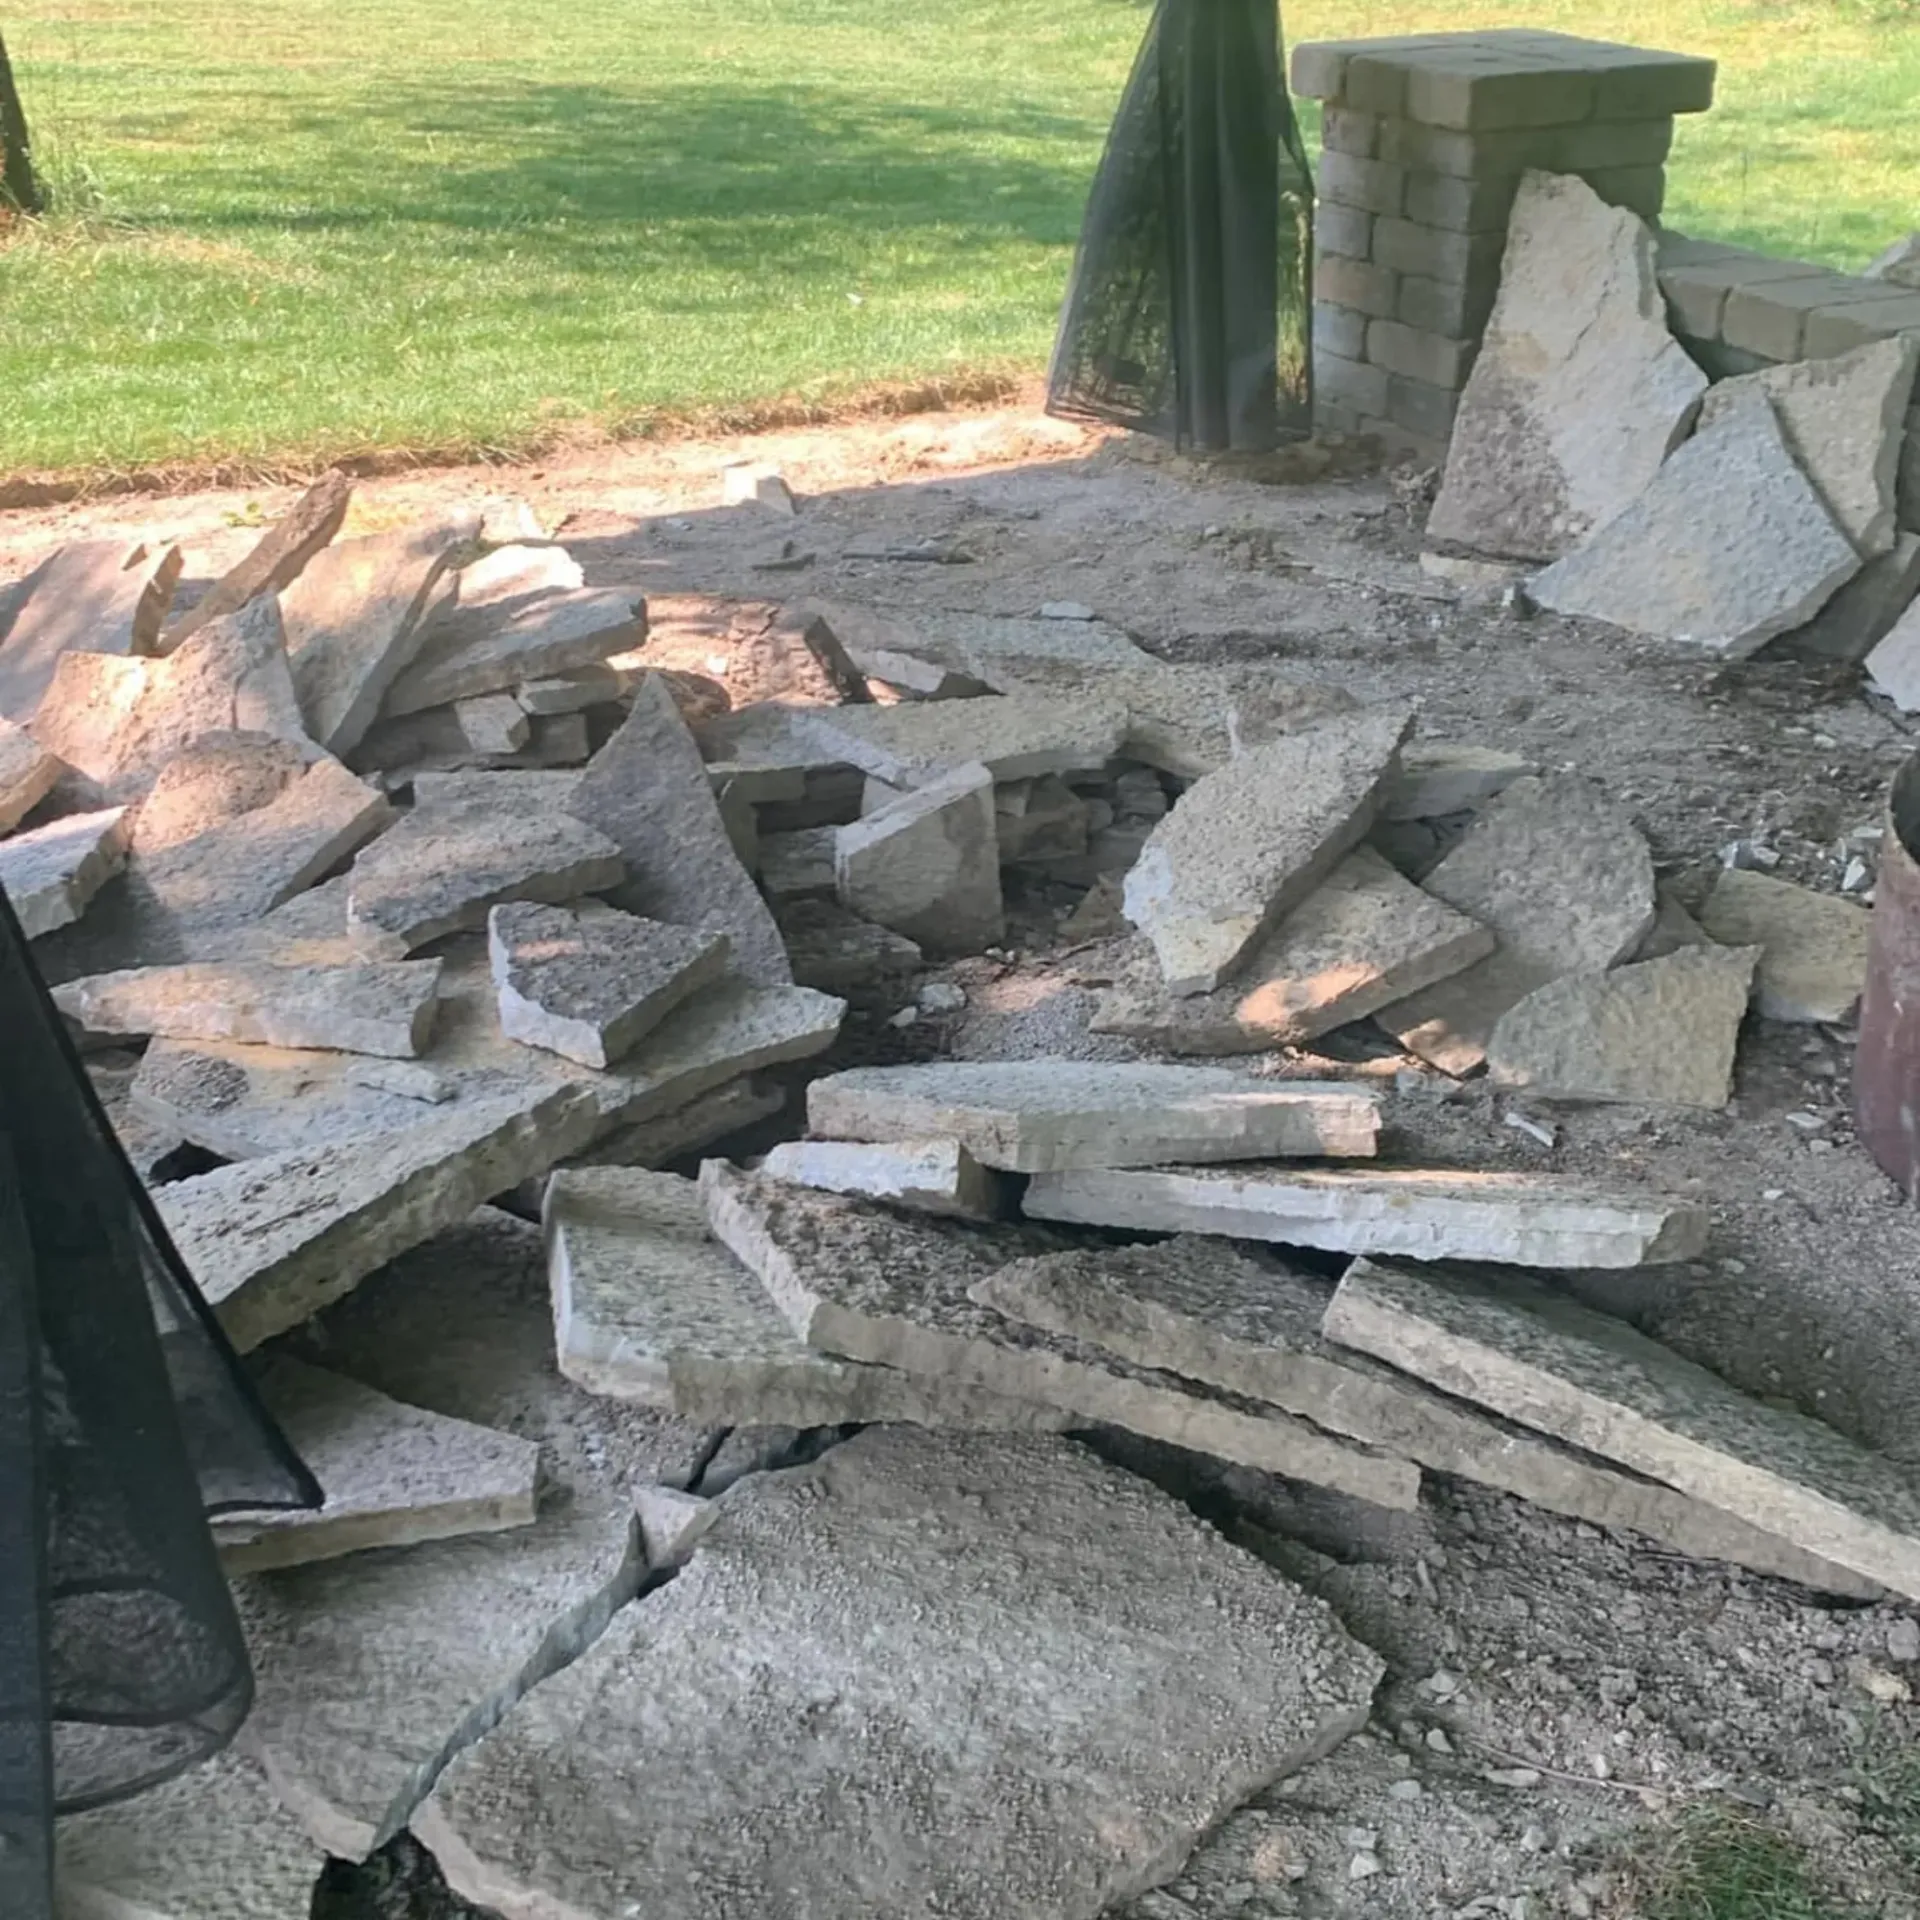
834,758,1003,956
792,691,1127,786
1428,172,1708,563
384,587,643,718
449,691,531,754
1788,531,1920,663
1021,1164,1708,1268
489,901,728,1068
0,715,58,832
564,1074,787,1174
548,1167,1063,1428
1124,706,1414,994
777,896,922,992
55,956,441,1057
568,673,792,987
700,1164,1418,1504
1324,1257,1920,1603
1093,846,1495,1054
0,807,128,938
692,701,852,799
1867,595,1920,710
0,538,182,722
453,543,583,609
517,664,625,713
1382,744,1535,822
416,1425,1385,1920
213,1359,540,1572
759,1136,1006,1219
758,824,837,898
1529,394,1863,658
806,1060,1380,1172
1375,774,1656,1075
1698,867,1872,1023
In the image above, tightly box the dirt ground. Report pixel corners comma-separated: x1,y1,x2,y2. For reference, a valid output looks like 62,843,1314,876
13,400,1920,1917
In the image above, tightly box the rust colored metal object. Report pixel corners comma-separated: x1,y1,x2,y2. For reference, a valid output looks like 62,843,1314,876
1857,752,1920,1198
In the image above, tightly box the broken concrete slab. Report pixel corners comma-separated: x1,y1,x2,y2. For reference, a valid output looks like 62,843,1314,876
1697,867,1872,1023
692,700,853,801
1325,1257,1920,1603
1867,596,1920,710
213,1359,540,1572
0,538,183,721
1021,1164,1707,1268
54,955,441,1057
568,673,791,987
758,825,837,899
1529,394,1864,657
833,759,1003,956
1698,335,1918,557
777,896,922,993
792,690,1126,787
1486,943,1761,1108
489,900,728,1068
0,807,128,939
1789,531,1920,663
1382,744,1535,822
1093,846,1495,1054
0,714,58,832
806,1060,1380,1172
1427,172,1709,563
640,596,870,708
1375,775,1656,1075
700,1164,1416,1504
1123,706,1414,994
416,1424,1385,1920
453,542,584,609
759,1136,1005,1219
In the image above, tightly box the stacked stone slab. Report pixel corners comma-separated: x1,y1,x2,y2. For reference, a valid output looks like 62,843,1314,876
1292,29,1716,456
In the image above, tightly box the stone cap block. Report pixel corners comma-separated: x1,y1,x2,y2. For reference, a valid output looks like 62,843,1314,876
1724,271,1920,363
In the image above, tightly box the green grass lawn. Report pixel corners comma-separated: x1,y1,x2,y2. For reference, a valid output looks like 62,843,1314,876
3,0,1917,483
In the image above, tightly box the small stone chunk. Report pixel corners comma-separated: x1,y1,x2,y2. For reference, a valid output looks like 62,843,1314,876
0,807,129,938
632,1485,719,1569
0,538,183,721
834,760,1004,957
1697,868,1872,1023
0,715,59,832
760,1137,1005,1219
721,462,796,512
1867,596,1920,710
451,692,532,755
1382,745,1535,822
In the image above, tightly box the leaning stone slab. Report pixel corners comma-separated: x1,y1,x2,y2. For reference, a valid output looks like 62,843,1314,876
1529,395,1862,658
1124,706,1413,993
700,1163,1417,1505
0,714,58,832
1021,1165,1707,1269
0,806,128,939
1698,868,1872,1023
55,956,442,1057
759,1136,1005,1219
834,758,1003,956
0,538,182,721
1382,744,1535,822
569,673,792,987
792,690,1127,786
1428,172,1708,563
806,1060,1380,1172
416,1424,1385,1920
1093,846,1494,1054
1375,775,1655,1075
1486,944,1761,1109
1866,595,1920,710
213,1359,540,1572
1792,531,1920,664
1324,1257,1920,1604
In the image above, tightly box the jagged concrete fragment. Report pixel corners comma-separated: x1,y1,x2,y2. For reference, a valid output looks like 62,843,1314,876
975,1238,1882,1597
1867,596,1920,710
1022,1165,1706,1269
488,901,728,1068
281,517,474,754
793,691,1126,786
632,1485,718,1569
1428,172,1708,563
154,1087,601,1350
0,807,128,938
0,538,182,721
758,825,837,898
548,1167,1060,1428
1376,775,1656,1074
54,955,440,1057
568,674,792,986
0,714,58,831
384,587,643,718
778,897,922,992
453,543,583,609
807,1060,1379,1172
1382,745,1535,822
1093,846,1494,1053
1486,944,1761,1108
700,1164,1416,1504
1697,867,1872,1022
1326,1257,1920,1603
1124,706,1414,993
213,1360,540,1572
1792,532,1920,663
1529,396,1862,657
417,1425,1385,1920
1698,336,1918,557
760,1136,1005,1219
346,778,624,956
833,759,1003,956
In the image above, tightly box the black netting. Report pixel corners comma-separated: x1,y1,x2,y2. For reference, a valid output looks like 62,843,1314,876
1047,0,1315,453
0,880,320,1918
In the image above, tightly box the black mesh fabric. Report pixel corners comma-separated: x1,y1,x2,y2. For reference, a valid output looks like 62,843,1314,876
0,881,320,1917
1047,0,1315,452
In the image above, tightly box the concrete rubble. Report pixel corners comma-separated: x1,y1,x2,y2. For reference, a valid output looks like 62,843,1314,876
1698,867,1873,1023
834,758,1004,954
0,537,184,720
0,714,58,832
759,1135,1006,1218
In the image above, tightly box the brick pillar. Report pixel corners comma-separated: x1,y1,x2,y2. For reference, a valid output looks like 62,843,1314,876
1290,29,1716,458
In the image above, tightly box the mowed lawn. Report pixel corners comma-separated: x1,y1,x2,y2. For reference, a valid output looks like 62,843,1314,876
2,0,1917,482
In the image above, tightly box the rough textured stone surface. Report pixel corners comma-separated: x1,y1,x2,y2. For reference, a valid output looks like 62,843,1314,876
385,587,644,718
700,1164,1416,1503
759,1136,1005,1219
632,1485,718,1569
213,1359,539,1572
1375,774,1656,1074
1428,173,1708,563
0,714,59,831
1529,395,1863,657
0,538,182,722
417,1425,1385,1920
489,901,728,1068
1486,944,1761,1108
453,543,583,609
56,956,441,1056
777,896,922,992
1867,232,1920,288
568,674,792,987
1382,744,1534,821
640,596,870,708
565,1075,786,1173
758,825,837,898
0,807,128,938
1697,867,1872,1023
834,759,1003,956
1022,1164,1707,1268
1125,706,1414,993
449,691,531,755
1325,1257,1920,1602
807,1060,1380,1172
793,691,1126,786
1791,531,1920,663
1094,846,1494,1053
1866,595,1920,710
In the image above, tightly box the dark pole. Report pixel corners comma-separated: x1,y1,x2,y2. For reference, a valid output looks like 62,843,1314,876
0,32,45,216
